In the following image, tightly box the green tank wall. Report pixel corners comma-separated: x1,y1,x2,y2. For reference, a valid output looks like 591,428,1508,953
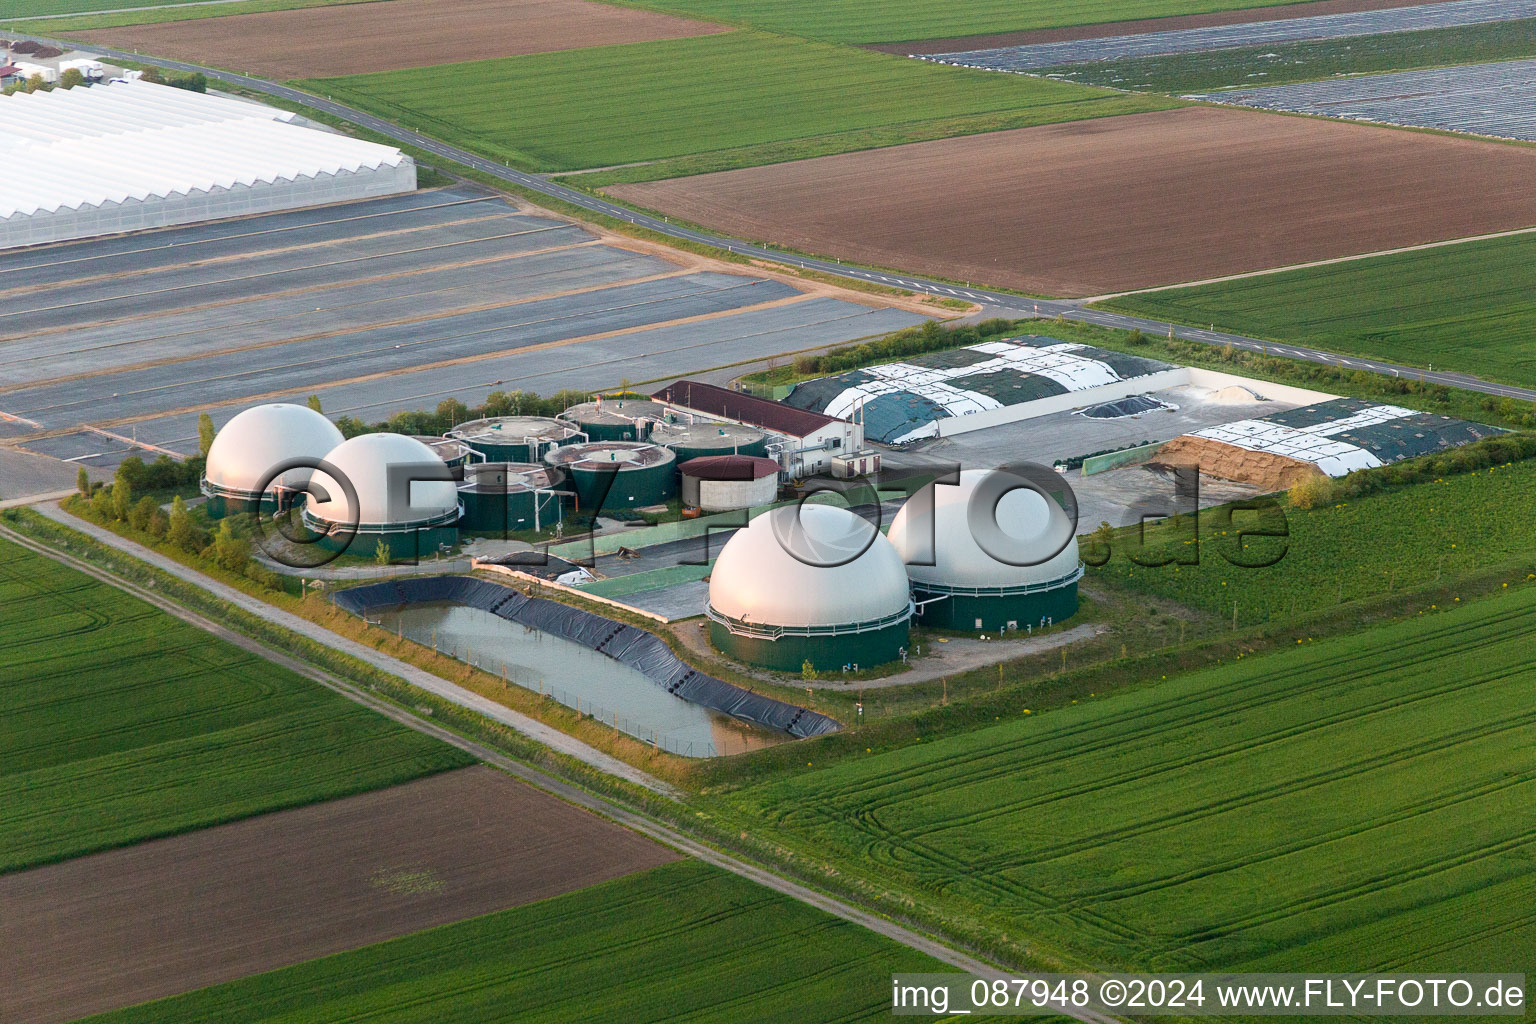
710,618,909,672
315,524,458,562
462,438,543,463
203,490,292,520
575,419,649,442
667,436,768,463
459,489,561,533
914,583,1078,633
569,464,676,510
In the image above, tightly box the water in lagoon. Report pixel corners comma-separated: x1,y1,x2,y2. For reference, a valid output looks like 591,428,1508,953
372,602,786,757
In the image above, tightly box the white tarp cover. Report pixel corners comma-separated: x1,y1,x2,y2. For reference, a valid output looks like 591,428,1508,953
1192,404,1416,476
820,340,1127,442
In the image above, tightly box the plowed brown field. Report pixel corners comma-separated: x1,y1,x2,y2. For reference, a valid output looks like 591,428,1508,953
75,0,728,78
608,107,1536,298
0,767,678,1024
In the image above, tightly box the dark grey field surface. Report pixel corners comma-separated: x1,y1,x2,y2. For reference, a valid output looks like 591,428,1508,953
0,186,926,496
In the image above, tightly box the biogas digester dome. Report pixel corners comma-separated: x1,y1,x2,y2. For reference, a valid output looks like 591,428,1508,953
301,432,460,559
201,403,344,518
707,504,913,671
888,469,1083,632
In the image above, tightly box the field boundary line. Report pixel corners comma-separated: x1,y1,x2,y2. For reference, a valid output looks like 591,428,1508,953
0,513,1124,1022
20,503,673,794
1079,223,1536,302
12,29,1534,407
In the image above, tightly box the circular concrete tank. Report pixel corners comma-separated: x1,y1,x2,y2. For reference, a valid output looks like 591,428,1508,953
679,454,779,512
558,398,670,442
447,416,583,463
543,441,676,511
652,419,767,463
457,462,567,534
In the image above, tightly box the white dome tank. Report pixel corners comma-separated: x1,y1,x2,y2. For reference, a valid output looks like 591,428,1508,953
708,503,910,629
306,432,459,526
889,469,1080,590
204,403,344,495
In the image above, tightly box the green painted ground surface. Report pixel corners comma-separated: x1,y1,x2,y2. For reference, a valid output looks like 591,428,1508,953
623,0,1311,45
723,587,1536,972
1097,231,1536,387
1042,18,1536,92
0,537,472,872
82,859,949,1023
299,31,1175,174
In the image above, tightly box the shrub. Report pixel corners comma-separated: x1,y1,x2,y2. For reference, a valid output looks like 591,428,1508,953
1287,474,1335,510
128,496,158,533
212,519,252,573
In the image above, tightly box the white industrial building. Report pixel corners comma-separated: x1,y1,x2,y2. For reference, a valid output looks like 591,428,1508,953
0,79,415,250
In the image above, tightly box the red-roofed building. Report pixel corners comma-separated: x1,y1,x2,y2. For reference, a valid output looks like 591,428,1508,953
652,379,863,479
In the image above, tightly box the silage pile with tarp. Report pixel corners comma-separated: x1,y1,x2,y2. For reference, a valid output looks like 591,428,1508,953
783,335,1177,444
1185,398,1507,479
332,576,840,740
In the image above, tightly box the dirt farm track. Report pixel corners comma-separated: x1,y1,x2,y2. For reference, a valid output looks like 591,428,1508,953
0,767,679,1024
610,107,1536,298
74,0,727,78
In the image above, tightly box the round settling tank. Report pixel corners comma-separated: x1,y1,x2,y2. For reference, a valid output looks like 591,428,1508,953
447,416,583,463
679,454,779,511
888,468,1083,633
301,432,460,560
544,442,676,511
651,419,767,463
412,435,475,469
706,504,912,672
558,398,670,441
201,403,343,519
457,462,567,534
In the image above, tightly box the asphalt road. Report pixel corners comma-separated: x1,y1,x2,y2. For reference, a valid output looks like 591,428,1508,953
0,513,1123,1024
22,30,1535,406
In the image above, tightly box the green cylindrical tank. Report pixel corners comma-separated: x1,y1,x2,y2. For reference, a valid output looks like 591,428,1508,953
651,420,767,463
558,399,669,442
544,442,676,511
412,435,475,469
446,417,583,463
456,463,567,534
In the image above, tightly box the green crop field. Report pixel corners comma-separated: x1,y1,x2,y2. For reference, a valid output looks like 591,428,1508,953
1093,456,1536,626
1041,19,1536,93
722,588,1536,972
0,0,356,24
1097,232,1536,388
83,859,948,1023
0,538,472,872
626,0,1308,44
299,31,1175,174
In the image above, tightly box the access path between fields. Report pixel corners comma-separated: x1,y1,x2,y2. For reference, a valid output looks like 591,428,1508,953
2,510,1124,1024
13,30,1536,407
22,503,672,795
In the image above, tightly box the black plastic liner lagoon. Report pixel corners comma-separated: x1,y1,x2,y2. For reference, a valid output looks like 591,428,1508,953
332,576,840,740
